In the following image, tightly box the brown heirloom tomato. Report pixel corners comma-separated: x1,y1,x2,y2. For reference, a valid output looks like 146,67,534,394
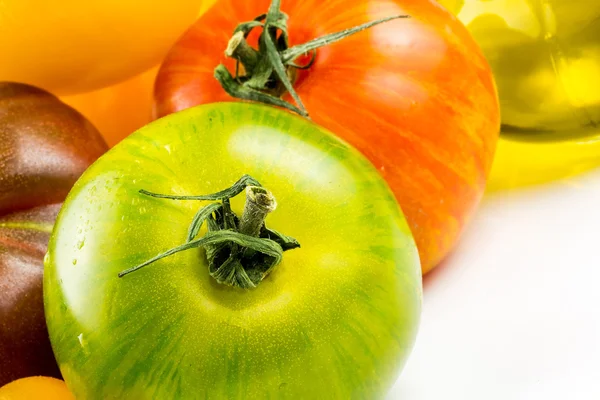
0,82,107,386
154,0,501,273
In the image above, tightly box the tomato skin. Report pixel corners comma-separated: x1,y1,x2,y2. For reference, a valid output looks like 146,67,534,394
0,84,108,212
60,67,158,147
0,0,211,95
44,103,422,399
154,0,501,273
0,376,74,400
0,82,108,386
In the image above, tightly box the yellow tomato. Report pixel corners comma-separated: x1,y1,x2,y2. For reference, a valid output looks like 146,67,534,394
0,377,74,400
438,0,600,190
61,67,157,147
0,0,215,95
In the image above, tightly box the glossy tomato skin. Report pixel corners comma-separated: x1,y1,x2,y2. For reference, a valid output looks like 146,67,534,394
0,0,212,95
0,82,108,385
0,376,74,400
45,103,422,399
154,0,501,273
0,205,61,386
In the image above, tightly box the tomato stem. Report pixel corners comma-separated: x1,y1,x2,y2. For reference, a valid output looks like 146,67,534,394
119,175,299,289
239,186,277,237
226,31,259,74
215,65,306,115
214,1,409,118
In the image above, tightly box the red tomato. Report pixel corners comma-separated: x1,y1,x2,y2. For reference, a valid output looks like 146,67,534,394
154,0,500,273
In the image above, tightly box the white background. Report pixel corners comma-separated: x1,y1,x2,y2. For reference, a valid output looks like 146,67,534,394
388,168,600,399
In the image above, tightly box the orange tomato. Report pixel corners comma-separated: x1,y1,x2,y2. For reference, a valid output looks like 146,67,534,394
154,0,500,273
0,377,74,400
0,0,212,95
61,67,158,147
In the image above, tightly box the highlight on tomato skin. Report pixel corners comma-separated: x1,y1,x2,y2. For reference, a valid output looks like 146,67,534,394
154,0,501,274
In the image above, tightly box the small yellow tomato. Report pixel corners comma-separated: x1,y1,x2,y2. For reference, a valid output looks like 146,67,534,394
0,0,216,95
0,377,74,400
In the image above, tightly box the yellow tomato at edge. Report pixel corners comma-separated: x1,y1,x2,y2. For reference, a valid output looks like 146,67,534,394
0,0,213,95
0,377,74,400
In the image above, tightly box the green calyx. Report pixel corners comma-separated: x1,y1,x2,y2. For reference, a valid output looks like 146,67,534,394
214,0,409,118
119,175,300,289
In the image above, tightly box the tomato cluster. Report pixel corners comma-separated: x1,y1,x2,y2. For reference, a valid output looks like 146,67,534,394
7,0,587,397
154,0,500,274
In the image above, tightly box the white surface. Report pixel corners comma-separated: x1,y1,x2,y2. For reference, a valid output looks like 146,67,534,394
389,168,600,399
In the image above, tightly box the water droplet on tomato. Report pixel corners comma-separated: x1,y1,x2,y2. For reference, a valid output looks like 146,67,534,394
77,333,86,349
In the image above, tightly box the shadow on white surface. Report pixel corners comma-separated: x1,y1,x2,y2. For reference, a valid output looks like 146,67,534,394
388,168,600,400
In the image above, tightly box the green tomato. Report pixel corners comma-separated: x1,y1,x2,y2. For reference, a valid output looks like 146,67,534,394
44,103,422,399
